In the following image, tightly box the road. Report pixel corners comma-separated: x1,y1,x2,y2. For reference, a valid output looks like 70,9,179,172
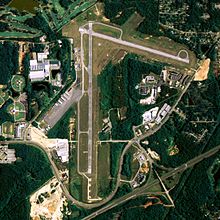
83,144,220,220
80,27,189,64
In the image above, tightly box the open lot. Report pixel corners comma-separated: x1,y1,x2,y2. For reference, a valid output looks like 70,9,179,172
79,93,88,132
78,133,89,173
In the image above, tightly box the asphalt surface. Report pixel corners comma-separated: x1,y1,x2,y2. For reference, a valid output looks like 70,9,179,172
44,87,82,127
87,22,93,174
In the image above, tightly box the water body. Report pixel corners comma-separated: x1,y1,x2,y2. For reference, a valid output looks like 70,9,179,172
9,0,39,13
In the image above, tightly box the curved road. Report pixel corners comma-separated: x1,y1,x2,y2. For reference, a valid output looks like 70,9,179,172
83,144,220,219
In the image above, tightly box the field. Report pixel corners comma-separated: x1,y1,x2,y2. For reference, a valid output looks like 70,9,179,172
0,90,9,107
79,94,88,132
78,133,88,173
83,34,89,67
2,121,14,137
97,143,111,197
93,23,122,38
7,102,25,121
11,75,25,92
69,146,83,201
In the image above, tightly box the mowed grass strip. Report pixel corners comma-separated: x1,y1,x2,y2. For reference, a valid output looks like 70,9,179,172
79,93,88,131
97,143,111,197
93,24,121,39
69,147,83,201
78,133,88,173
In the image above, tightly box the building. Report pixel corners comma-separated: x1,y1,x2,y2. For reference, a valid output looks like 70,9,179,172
29,52,61,82
0,145,16,164
48,139,69,163
14,123,26,139
142,107,159,125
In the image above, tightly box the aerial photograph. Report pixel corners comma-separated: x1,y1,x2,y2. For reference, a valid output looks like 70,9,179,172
0,0,219,219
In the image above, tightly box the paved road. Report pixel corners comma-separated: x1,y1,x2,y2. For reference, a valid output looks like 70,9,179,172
83,144,220,220
81,27,189,64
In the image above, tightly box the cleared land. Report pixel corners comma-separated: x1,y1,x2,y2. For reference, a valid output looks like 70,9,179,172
78,133,89,173
194,58,210,81
79,93,88,132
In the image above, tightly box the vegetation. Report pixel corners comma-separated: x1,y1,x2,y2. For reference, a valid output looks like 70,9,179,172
121,151,132,179
103,0,160,35
0,144,53,220
25,12,59,41
0,0,11,6
59,0,71,9
110,143,124,178
0,41,18,85
98,54,165,140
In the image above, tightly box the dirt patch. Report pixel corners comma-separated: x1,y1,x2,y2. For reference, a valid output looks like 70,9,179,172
194,58,210,81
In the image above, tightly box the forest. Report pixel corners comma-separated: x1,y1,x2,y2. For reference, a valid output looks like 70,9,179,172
0,41,18,85
98,54,165,140
103,0,160,35
0,144,53,220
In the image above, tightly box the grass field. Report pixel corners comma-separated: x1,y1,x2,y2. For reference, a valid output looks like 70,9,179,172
78,133,88,173
69,147,83,201
11,75,25,92
83,34,89,67
2,121,14,137
7,102,25,122
0,90,9,107
79,94,88,132
84,71,89,91
97,143,111,197
93,23,122,38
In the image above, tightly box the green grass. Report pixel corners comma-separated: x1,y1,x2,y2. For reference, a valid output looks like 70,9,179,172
0,31,38,38
97,143,112,197
69,147,83,201
2,121,14,136
78,133,88,173
11,75,25,92
93,24,121,38
7,102,26,122
79,93,88,131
